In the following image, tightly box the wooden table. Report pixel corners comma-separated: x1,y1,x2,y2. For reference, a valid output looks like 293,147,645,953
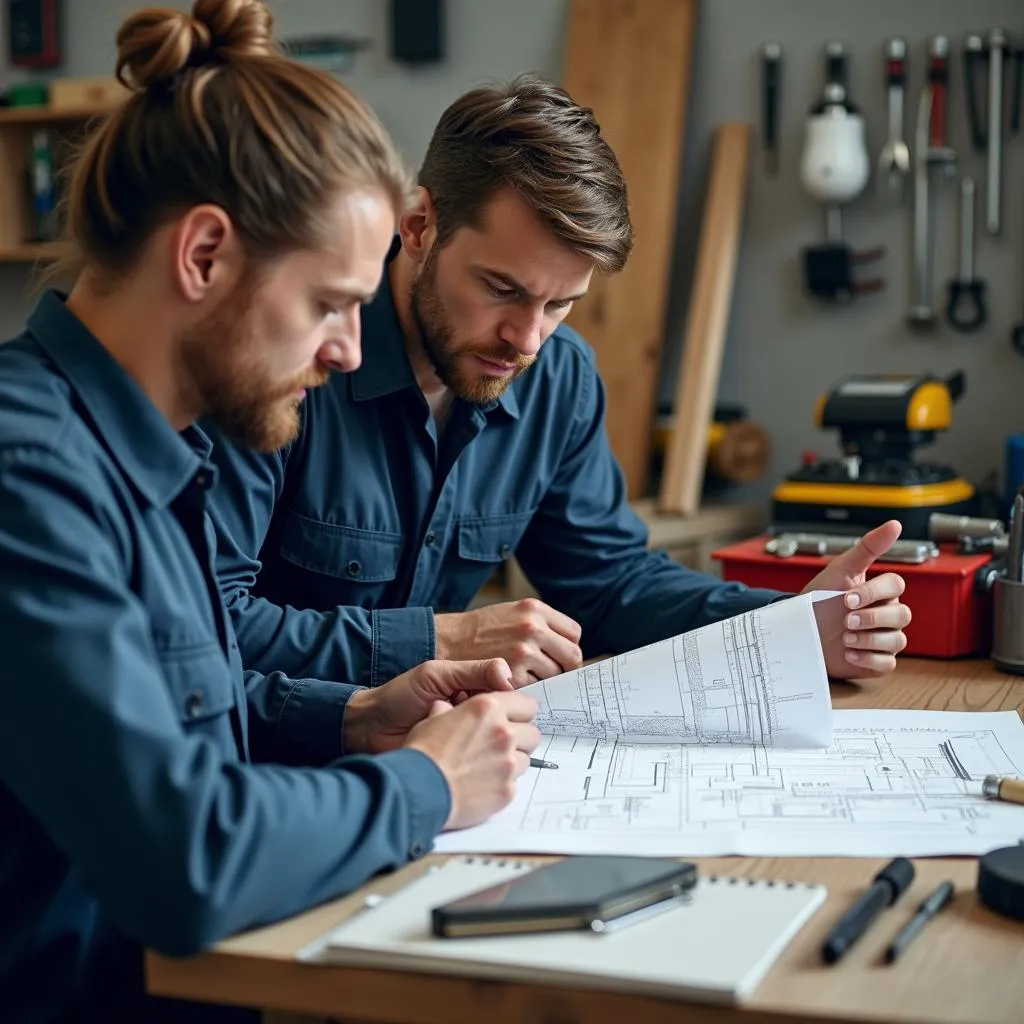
146,658,1024,1024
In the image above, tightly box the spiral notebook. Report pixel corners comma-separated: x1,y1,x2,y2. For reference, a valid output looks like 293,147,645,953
298,857,827,1005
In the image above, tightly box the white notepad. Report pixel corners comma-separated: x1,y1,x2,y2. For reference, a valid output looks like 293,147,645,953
299,857,827,1005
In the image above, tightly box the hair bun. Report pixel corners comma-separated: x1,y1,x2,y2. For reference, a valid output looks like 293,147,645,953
116,0,273,92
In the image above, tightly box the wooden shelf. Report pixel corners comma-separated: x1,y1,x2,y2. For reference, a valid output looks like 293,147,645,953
0,242,65,262
0,104,119,126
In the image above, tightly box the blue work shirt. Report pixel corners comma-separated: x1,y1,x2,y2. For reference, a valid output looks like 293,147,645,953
0,293,450,1022
206,242,783,688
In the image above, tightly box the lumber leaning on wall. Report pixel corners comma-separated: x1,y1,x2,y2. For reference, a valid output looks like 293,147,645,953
562,0,696,501
657,123,752,517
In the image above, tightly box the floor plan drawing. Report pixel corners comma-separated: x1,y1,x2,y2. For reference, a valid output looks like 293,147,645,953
527,591,836,749
435,710,1024,858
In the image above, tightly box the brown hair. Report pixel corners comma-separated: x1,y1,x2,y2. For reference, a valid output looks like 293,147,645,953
417,73,633,273
56,0,410,280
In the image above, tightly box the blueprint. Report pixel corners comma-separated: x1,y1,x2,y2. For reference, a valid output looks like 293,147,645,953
434,710,1024,857
524,591,837,749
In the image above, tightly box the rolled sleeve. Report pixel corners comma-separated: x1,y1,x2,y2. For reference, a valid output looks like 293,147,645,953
371,606,436,687
279,676,363,760
371,747,452,858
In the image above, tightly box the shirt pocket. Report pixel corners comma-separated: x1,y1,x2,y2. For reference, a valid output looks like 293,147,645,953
279,512,403,584
456,512,534,564
153,638,236,724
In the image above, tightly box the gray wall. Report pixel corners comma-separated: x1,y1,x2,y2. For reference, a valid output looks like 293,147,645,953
669,0,1024,507
2,1,1022,505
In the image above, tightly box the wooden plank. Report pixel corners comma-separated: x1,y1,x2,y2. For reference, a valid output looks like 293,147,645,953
0,243,63,262
561,0,696,500
657,123,751,516
0,125,33,248
0,104,119,125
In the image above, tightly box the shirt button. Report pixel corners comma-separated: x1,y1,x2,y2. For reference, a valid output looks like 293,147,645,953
195,473,209,489
410,840,426,858
500,543,513,559
346,560,362,578
424,531,437,548
185,691,205,718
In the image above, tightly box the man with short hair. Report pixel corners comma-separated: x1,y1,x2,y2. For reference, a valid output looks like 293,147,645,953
207,74,911,695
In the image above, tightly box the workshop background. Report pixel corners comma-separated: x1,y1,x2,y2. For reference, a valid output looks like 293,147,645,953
0,0,1021,506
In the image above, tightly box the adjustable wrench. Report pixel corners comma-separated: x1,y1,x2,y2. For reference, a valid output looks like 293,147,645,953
909,37,956,329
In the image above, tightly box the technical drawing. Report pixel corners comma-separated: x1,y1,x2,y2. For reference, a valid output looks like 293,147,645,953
531,597,832,748
435,710,1024,858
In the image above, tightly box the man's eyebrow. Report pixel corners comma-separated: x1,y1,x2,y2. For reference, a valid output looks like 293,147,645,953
474,265,588,304
321,286,378,304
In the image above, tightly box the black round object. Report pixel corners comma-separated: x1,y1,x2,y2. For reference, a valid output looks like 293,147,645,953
977,845,1024,921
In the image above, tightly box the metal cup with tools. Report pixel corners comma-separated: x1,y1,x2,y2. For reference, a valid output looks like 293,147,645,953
991,491,1024,675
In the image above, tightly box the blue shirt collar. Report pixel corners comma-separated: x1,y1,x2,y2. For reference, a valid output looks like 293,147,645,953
27,291,213,508
352,239,520,420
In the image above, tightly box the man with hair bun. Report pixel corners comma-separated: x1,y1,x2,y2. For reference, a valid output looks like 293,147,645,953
0,2,540,1020
207,74,913,698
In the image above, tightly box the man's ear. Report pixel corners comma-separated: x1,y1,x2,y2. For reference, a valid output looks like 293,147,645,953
398,187,438,265
171,204,244,303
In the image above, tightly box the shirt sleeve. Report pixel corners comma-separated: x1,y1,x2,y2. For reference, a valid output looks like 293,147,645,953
514,346,786,657
0,447,451,958
207,427,434,686
242,670,363,766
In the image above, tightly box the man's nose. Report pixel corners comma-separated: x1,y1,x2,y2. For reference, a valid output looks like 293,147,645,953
318,311,362,373
498,306,545,357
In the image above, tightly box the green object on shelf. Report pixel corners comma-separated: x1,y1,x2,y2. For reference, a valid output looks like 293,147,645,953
6,83,49,107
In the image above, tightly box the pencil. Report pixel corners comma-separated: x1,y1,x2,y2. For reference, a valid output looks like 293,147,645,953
529,757,559,769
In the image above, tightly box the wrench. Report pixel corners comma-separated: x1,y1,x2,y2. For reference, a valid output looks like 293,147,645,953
761,42,782,176
986,29,1007,236
877,37,910,202
945,177,986,332
963,30,1008,235
908,37,956,330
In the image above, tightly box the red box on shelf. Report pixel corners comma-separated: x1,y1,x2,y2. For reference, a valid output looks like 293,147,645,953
711,535,993,659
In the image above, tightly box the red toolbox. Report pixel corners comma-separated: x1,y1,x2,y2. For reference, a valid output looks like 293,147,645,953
711,535,993,659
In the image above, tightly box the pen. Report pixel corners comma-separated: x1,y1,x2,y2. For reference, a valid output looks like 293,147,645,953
529,758,559,770
982,774,1024,805
822,857,915,964
884,880,954,963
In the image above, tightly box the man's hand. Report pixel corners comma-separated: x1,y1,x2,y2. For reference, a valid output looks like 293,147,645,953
405,691,541,830
343,658,514,755
434,599,583,686
800,520,912,679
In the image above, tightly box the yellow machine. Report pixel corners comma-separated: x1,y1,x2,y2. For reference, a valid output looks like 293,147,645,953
771,372,975,539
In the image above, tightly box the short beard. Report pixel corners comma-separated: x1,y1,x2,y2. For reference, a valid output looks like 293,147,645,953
410,248,533,406
182,275,328,452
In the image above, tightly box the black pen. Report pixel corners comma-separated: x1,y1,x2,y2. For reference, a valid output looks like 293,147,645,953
884,880,954,963
529,758,558,769
822,857,915,964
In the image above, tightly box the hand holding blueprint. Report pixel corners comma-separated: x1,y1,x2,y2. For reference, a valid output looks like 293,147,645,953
525,591,840,749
